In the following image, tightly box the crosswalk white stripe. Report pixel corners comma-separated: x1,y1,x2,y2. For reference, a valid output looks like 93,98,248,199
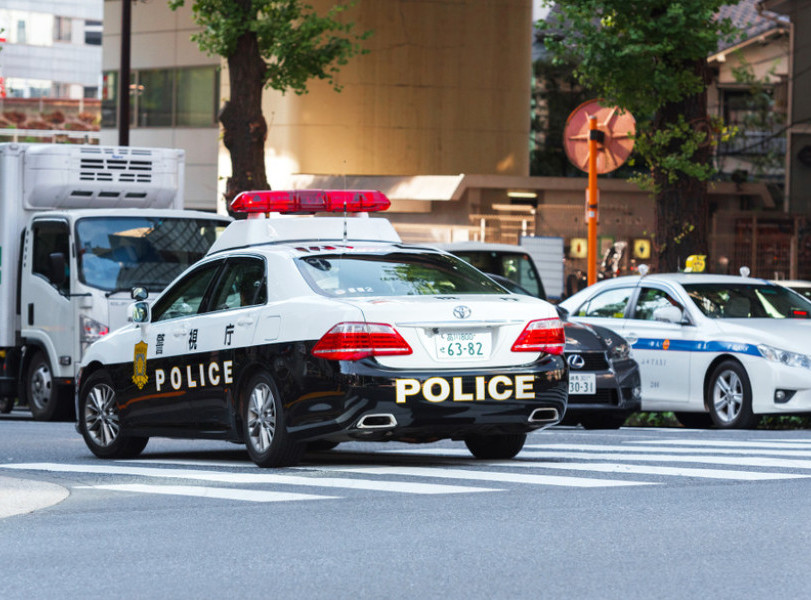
0,463,499,495
382,447,811,469
623,439,811,450
479,461,809,481
523,443,811,457
76,484,336,502
297,465,655,488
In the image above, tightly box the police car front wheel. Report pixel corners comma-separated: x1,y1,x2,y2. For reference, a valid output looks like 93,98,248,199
243,372,304,468
79,370,148,459
464,433,527,460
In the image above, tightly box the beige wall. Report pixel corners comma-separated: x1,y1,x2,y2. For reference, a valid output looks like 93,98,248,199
219,0,532,187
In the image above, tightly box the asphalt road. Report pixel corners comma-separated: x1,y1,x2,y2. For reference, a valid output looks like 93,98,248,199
2,410,811,599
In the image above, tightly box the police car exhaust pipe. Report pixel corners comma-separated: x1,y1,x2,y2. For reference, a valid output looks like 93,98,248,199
528,408,559,423
356,414,398,429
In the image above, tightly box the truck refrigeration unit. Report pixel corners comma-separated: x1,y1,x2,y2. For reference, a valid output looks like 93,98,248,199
0,143,230,420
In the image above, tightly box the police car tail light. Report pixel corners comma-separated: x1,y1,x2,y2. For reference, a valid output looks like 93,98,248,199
312,322,413,361
511,318,565,355
230,190,391,214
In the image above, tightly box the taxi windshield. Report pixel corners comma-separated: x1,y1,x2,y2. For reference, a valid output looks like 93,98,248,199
297,251,507,297
76,216,228,292
683,283,811,319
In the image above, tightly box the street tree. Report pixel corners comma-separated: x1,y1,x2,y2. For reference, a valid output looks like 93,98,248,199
539,0,740,271
168,0,370,214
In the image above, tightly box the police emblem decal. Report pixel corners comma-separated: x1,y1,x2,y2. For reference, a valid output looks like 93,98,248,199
132,341,148,389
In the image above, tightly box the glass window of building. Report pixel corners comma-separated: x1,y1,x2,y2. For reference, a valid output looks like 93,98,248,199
176,67,219,127
137,69,174,127
54,16,71,42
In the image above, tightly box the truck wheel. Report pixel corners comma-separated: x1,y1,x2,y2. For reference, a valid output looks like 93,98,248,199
243,372,304,468
79,370,148,459
464,433,527,459
27,351,72,421
707,360,760,429
0,397,14,414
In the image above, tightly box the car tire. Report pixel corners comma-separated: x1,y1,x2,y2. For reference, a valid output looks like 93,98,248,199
243,372,304,468
307,440,340,452
27,351,73,421
674,411,714,429
579,413,628,430
79,370,149,459
464,433,527,460
0,397,14,414
707,360,760,429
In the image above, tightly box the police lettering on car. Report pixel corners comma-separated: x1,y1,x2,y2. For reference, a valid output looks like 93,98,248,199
77,190,568,467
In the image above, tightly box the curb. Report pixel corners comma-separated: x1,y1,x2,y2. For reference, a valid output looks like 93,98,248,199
0,475,70,519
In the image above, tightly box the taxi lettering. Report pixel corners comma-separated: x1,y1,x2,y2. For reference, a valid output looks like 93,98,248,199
395,375,535,404
155,360,234,391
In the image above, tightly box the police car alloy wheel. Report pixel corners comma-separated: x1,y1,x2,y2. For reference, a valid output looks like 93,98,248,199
78,370,149,459
242,372,304,468
707,360,759,429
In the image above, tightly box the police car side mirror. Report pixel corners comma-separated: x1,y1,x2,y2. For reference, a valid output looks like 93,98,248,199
653,305,683,324
130,301,150,324
131,287,148,301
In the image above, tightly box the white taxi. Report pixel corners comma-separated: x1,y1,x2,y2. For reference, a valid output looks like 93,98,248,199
76,190,568,467
560,272,811,429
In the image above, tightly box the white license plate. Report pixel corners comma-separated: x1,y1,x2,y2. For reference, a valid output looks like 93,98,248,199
435,331,491,360
569,373,596,395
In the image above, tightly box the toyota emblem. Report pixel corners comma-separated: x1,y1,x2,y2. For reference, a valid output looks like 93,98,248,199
453,305,472,319
567,354,585,370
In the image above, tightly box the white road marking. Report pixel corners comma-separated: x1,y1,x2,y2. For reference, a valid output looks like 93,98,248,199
0,463,498,495
77,484,335,502
480,461,809,480
623,439,811,450
298,465,654,488
524,443,811,457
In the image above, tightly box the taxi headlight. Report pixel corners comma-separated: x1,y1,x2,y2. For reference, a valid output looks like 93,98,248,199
757,344,811,369
609,342,631,361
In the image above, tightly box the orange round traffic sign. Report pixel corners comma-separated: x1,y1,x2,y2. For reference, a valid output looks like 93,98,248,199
563,99,635,174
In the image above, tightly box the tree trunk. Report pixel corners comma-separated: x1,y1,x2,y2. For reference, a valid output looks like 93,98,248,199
653,59,713,272
220,20,269,217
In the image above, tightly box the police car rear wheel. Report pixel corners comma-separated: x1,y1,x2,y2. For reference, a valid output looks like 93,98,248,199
79,370,149,459
464,433,527,460
707,360,759,429
243,372,304,468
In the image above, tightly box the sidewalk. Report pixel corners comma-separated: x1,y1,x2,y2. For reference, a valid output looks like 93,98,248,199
0,475,69,519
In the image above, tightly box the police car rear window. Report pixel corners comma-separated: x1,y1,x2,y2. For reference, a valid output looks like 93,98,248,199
297,252,506,298
684,283,811,319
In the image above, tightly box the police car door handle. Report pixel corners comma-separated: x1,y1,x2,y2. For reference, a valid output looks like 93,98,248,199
237,316,255,327
172,326,189,338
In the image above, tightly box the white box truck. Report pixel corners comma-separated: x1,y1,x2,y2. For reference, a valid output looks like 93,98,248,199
0,143,230,420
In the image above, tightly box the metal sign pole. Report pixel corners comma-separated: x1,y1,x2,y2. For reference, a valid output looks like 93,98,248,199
587,116,600,285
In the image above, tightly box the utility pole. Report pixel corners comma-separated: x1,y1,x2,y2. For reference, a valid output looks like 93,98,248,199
119,0,131,146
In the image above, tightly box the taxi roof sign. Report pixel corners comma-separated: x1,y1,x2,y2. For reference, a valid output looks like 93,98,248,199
231,189,390,214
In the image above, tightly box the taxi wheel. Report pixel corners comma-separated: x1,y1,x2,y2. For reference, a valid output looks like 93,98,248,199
26,351,73,422
464,433,527,460
707,360,760,430
79,370,149,459
243,372,304,468
0,397,14,414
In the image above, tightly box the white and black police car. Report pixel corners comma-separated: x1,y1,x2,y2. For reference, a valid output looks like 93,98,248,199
76,190,568,467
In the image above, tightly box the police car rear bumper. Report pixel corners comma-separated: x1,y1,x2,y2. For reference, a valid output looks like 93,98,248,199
285,355,568,443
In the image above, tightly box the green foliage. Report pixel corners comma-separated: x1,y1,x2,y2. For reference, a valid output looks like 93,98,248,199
168,0,371,95
538,0,740,186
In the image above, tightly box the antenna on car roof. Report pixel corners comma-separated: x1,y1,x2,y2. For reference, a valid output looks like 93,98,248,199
343,200,348,244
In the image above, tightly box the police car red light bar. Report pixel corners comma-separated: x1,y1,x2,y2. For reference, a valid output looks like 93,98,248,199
312,322,413,361
511,318,565,355
230,190,391,214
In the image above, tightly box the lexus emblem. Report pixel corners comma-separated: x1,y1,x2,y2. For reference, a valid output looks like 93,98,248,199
567,354,585,370
453,305,472,319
